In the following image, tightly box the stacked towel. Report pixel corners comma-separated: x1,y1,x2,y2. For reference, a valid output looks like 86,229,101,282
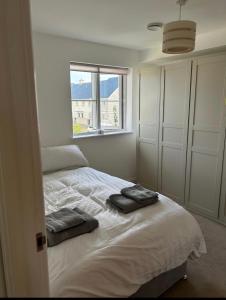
107,184,159,214
46,207,99,247
46,208,85,233
121,184,158,203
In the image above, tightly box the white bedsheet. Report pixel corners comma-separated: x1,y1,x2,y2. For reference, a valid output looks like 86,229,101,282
44,167,206,297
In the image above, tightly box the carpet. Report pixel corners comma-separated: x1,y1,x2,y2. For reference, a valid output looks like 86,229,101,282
161,213,226,298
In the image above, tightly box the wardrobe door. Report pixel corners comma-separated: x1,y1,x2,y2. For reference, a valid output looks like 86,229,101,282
185,55,226,218
158,61,192,204
138,67,161,189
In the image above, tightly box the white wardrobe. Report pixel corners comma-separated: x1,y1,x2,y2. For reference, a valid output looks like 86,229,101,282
138,53,226,225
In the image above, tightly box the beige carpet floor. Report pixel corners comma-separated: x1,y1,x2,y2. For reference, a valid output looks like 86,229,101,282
161,213,226,298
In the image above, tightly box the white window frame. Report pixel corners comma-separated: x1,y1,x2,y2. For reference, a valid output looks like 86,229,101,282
70,62,128,137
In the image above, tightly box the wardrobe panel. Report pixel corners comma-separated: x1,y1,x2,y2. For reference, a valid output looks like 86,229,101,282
161,147,185,202
139,70,159,124
193,131,219,150
158,61,192,204
194,62,225,128
164,66,188,125
139,143,157,189
138,67,161,190
163,127,183,145
186,55,226,218
189,152,219,215
140,125,156,140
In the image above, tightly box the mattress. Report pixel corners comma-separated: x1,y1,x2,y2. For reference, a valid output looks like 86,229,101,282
43,167,206,297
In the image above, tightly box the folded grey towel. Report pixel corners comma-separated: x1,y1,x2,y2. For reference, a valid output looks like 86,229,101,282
121,184,158,203
46,208,85,233
107,194,158,214
46,207,99,247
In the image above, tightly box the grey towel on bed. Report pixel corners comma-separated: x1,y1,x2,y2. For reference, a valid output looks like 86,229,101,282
46,208,86,233
46,207,99,247
107,194,158,214
121,184,158,203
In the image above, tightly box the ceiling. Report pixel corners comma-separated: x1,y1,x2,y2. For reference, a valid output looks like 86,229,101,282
30,0,226,51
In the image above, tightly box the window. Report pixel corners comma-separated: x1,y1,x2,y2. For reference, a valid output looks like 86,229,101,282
70,63,128,136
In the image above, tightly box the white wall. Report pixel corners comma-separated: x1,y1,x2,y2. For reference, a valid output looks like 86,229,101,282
32,32,139,180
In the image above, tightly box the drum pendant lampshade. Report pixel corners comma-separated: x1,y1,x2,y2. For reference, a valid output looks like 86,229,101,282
162,20,196,54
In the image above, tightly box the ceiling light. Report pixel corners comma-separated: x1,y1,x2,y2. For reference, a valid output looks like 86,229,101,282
162,0,196,54
147,22,163,31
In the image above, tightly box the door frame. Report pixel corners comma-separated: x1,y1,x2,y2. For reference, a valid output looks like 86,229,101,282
0,0,49,297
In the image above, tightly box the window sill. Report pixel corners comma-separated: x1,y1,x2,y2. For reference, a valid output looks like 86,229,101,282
72,130,134,140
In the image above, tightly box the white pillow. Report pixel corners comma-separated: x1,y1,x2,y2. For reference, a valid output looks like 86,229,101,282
41,145,89,173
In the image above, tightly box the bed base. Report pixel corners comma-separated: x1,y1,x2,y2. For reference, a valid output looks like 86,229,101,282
130,262,187,298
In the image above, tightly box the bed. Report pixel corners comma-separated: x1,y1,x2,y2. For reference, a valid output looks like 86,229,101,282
42,145,206,298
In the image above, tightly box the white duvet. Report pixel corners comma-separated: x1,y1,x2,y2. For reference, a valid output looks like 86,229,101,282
43,167,206,297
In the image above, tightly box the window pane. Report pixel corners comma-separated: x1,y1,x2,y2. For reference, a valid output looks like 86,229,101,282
72,101,97,135
70,70,97,135
100,74,121,130
70,71,96,100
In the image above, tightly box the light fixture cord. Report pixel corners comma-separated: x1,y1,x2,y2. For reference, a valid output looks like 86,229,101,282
177,0,188,20
179,1,182,20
